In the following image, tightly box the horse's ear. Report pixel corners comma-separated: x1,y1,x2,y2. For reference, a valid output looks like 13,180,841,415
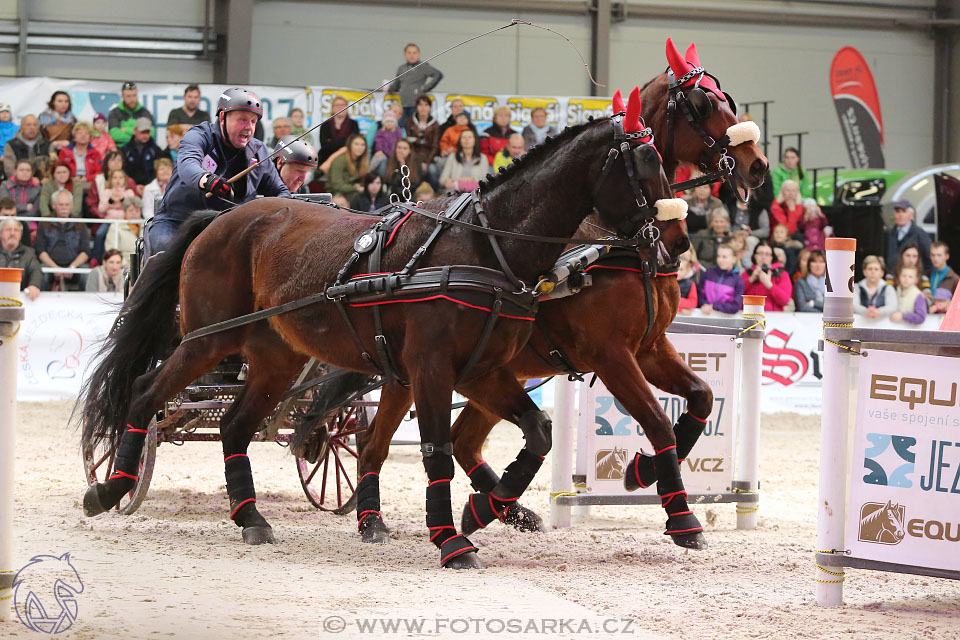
612,89,625,114
885,500,893,509
665,37,689,79
684,41,702,68
625,86,642,132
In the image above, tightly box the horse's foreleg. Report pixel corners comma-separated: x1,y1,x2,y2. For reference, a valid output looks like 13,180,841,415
355,385,413,544
452,401,546,534
625,338,714,489
594,348,706,550
455,367,551,536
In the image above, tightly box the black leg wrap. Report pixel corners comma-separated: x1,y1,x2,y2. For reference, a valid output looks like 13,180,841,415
517,409,552,457
465,461,545,533
426,479,456,548
463,449,543,533
655,448,703,539
467,462,500,493
439,534,479,567
356,472,382,526
630,413,708,490
113,426,147,479
225,455,265,530
86,425,147,515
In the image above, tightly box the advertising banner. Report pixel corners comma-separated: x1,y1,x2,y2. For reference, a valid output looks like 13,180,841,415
845,349,960,571
579,333,740,495
830,47,885,169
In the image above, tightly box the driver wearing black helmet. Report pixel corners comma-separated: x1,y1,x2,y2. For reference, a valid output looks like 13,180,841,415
273,134,318,194
147,87,289,256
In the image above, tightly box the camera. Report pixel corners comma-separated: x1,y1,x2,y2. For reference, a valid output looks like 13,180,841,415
760,264,770,273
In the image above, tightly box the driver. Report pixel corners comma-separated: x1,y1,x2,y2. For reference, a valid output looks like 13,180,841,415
273,135,318,194
147,88,289,256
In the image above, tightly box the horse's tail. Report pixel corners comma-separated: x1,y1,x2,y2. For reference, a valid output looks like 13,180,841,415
78,210,220,449
291,370,379,457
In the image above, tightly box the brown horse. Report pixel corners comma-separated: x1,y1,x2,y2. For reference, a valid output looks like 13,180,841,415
78,109,676,569
349,39,768,549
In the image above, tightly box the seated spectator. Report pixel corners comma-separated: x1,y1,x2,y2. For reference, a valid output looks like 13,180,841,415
727,231,751,273
404,95,440,180
886,200,932,273
854,255,898,319
481,106,515,165
0,160,41,221
39,161,82,217
414,181,435,202
388,43,444,126
692,209,732,269
58,122,102,185
799,199,830,250
439,99,477,138
676,250,698,314
269,117,292,148
99,169,135,218
0,198,27,246
326,133,369,198
440,129,488,193
769,223,802,275
770,179,804,236
35,189,91,290
318,95,360,166
521,107,558,151
928,241,958,313
886,243,931,295
0,104,17,152
793,250,826,312
330,193,350,208
350,173,390,212
85,248,125,293
159,125,187,163
930,288,953,314
770,146,810,199
683,183,724,235
166,85,210,127
742,240,792,311
103,195,141,264
730,196,769,239
492,133,525,174
371,114,403,175
121,117,161,192
108,81,154,147
3,115,52,177
38,91,76,150
698,243,743,315
891,264,927,325
142,158,173,220
383,138,422,198
289,108,307,137
87,150,135,219
792,248,811,282
439,112,472,158
90,113,117,157
0,217,41,300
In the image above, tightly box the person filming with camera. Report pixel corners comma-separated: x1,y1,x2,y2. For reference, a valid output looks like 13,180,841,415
742,239,793,311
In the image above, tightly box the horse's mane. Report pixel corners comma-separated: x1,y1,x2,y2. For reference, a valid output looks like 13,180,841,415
479,118,600,192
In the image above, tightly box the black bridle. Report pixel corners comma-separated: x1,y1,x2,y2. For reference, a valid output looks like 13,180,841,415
664,67,749,203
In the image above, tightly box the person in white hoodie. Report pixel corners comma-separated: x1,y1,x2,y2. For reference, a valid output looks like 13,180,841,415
853,255,898,319
140,157,172,220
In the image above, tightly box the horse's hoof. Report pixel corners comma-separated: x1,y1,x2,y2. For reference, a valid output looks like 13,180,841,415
82,484,107,517
242,525,276,545
623,453,655,492
360,519,390,544
460,501,482,536
503,504,546,533
443,551,483,570
671,531,708,550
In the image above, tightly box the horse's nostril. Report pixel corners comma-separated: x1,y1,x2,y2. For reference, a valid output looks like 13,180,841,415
750,158,768,178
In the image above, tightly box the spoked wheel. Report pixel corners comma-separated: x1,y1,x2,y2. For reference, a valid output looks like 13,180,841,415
296,404,367,514
82,418,157,515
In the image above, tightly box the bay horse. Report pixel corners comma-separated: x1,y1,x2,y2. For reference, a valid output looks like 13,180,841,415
346,39,768,549
79,104,678,569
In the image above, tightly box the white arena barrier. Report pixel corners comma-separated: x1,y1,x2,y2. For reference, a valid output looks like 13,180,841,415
550,298,765,529
816,238,960,606
0,268,25,620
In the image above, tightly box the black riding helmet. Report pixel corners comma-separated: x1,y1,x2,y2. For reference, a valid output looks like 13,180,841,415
217,88,263,120
274,134,319,168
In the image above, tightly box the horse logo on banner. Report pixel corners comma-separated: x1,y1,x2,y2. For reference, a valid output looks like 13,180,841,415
595,447,629,480
858,501,906,545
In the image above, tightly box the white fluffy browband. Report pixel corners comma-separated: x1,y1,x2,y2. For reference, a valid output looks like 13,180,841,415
654,198,688,221
725,121,761,147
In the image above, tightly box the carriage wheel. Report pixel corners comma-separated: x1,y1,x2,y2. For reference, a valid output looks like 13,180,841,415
295,405,367,515
82,418,157,515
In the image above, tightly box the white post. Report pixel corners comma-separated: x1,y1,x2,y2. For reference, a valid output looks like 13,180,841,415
0,268,24,621
735,295,765,530
816,238,857,606
550,378,575,528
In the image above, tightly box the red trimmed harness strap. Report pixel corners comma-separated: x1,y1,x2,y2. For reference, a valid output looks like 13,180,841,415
109,470,138,481
229,498,256,520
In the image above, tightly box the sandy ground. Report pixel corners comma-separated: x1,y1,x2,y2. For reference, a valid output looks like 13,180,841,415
2,401,959,640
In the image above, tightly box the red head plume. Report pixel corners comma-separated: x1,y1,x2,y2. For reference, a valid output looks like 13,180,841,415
612,89,625,114
624,86,643,133
665,38,691,80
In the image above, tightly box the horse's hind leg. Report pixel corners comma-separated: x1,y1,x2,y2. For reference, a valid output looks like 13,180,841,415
355,385,413,544
625,337,714,490
83,337,233,516
452,402,546,535
455,367,552,537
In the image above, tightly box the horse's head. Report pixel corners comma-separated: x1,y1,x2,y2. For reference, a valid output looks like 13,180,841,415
652,38,768,199
591,87,690,261
883,500,906,538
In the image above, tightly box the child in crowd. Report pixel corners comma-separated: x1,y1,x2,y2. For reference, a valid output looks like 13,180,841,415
769,223,802,275
698,243,744,315
0,104,18,150
289,108,307,137
891,265,927,325
676,251,698,314
793,248,811,282
371,114,403,176
90,113,117,156
103,195,141,265
798,199,830,250
793,250,826,313
886,244,931,297
854,255,898,319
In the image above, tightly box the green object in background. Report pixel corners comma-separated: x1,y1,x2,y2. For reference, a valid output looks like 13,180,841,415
811,169,909,206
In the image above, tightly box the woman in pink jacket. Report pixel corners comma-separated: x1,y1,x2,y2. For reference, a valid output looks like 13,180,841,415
742,240,793,311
